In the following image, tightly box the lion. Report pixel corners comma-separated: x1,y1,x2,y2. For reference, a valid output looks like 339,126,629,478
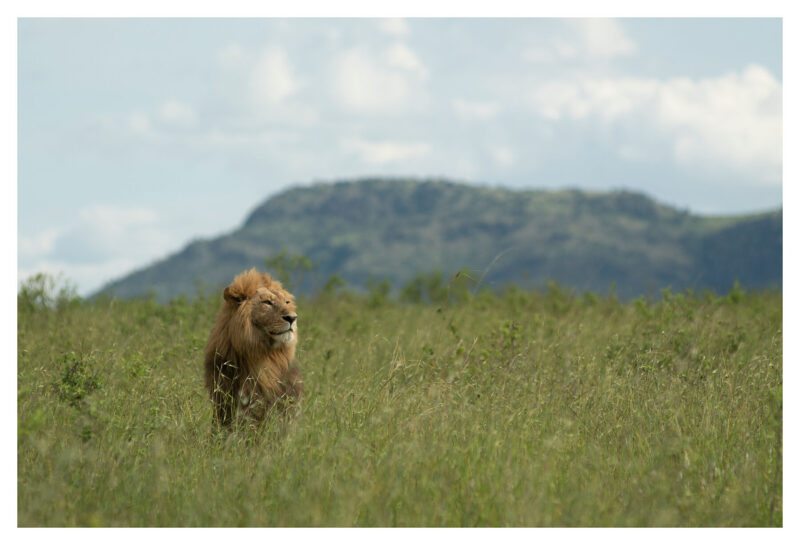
203,268,302,427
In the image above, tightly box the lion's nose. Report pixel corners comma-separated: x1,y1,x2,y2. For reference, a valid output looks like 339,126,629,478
283,314,297,325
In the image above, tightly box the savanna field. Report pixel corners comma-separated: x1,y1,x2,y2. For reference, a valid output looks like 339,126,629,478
17,275,782,526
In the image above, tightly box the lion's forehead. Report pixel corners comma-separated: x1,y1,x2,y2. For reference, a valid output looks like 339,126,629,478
254,286,295,304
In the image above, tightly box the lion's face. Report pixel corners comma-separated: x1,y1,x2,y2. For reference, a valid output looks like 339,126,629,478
246,286,298,345
222,270,299,348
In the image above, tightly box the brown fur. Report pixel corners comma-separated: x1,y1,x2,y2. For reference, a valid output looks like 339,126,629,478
203,268,302,426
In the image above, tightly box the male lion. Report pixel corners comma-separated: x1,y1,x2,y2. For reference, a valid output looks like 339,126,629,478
204,268,302,426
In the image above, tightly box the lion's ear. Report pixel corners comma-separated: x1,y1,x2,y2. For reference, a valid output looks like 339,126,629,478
223,286,245,305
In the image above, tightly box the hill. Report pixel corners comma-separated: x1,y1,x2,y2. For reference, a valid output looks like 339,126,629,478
95,178,782,301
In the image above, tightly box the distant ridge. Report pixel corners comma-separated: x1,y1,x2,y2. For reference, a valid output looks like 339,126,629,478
95,178,782,301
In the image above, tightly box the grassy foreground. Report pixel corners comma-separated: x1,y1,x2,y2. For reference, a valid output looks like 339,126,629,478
17,283,782,526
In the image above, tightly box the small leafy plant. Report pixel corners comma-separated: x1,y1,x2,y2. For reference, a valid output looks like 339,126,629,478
54,351,102,407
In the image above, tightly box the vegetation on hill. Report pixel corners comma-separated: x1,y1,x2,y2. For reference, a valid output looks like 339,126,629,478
96,178,781,302
18,274,782,526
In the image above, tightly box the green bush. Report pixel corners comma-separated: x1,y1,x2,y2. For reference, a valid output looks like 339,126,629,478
18,272,81,313
54,351,103,407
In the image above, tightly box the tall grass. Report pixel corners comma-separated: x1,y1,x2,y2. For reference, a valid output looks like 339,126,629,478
17,281,782,526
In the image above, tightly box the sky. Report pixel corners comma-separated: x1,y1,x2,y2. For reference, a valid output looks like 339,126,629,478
16,17,783,296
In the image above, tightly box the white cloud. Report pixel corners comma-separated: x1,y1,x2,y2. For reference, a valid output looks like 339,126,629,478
452,99,500,121
332,46,428,114
108,43,315,155
127,111,151,134
524,18,636,63
533,76,657,121
530,65,782,183
19,204,178,295
217,43,246,68
56,204,170,265
79,204,158,233
617,143,654,162
378,18,409,37
490,146,515,167
215,43,305,117
385,43,428,78
567,19,636,59
250,46,300,106
158,100,196,127
102,40,430,168
18,228,60,260
342,138,430,165
128,103,197,138
522,47,558,64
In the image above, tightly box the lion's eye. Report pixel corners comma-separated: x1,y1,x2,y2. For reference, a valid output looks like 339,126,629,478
264,300,273,306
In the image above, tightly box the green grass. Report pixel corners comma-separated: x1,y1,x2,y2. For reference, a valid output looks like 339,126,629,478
17,283,782,526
